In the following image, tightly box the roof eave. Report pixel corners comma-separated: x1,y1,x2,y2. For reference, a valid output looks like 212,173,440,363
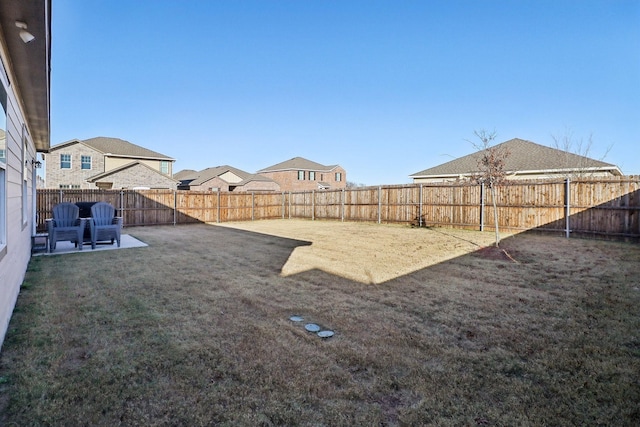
105,154,176,162
0,0,51,152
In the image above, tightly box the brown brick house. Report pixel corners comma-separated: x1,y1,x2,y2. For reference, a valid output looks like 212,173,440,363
175,165,279,192
44,137,177,189
257,157,347,192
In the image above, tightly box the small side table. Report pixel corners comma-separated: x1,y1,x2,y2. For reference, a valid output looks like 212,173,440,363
31,233,49,254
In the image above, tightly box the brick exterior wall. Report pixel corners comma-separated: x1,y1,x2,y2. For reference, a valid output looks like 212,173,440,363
259,166,346,192
92,163,177,189
45,144,105,189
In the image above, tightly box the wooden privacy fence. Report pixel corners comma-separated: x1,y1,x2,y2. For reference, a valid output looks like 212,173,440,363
36,177,640,240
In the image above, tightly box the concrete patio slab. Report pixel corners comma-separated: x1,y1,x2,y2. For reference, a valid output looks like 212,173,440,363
34,234,148,256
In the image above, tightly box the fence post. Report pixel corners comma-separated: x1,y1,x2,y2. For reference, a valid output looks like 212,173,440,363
119,190,125,225
217,191,221,223
173,191,177,226
288,192,291,219
378,186,382,224
341,188,345,222
480,182,485,232
565,178,571,238
312,191,315,221
252,192,255,221
282,192,285,219
418,184,423,227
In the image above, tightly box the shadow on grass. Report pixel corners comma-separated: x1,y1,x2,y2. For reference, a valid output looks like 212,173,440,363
1,223,639,426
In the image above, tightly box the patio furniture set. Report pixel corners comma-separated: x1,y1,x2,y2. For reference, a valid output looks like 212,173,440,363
35,202,123,253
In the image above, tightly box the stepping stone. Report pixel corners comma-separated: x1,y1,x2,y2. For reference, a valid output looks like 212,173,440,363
305,323,321,332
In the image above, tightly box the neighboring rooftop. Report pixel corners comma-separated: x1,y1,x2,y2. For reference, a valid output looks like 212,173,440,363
195,165,249,185
51,137,175,161
258,157,340,172
410,138,622,179
175,165,277,188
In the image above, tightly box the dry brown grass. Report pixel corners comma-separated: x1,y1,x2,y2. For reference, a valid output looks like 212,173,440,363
1,220,639,426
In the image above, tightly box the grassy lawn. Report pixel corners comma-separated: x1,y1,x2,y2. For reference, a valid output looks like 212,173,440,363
1,221,639,426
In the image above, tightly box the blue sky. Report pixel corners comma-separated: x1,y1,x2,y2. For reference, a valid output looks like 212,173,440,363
50,0,640,185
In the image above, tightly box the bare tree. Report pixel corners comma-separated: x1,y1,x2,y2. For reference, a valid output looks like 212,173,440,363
468,130,510,247
346,181,367,188
551,128,612,178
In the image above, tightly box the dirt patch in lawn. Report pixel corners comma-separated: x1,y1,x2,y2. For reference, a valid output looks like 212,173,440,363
214,220,515,284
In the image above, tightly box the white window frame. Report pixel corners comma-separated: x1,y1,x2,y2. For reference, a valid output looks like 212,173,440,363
309,171,316,181
335,172,342,182
298,170,305,180
81,155,91,170
160,160,169,174
60,153,71,169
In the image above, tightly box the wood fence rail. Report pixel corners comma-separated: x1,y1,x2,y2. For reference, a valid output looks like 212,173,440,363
36,176,640,240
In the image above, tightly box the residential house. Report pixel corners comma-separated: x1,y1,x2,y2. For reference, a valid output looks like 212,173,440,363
44,137,178,189
257,157,347,192
175,165,280,192
0,0,51,348
410,138,623,183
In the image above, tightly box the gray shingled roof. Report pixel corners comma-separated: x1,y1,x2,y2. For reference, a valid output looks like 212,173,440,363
189,165,252,186
410,138,621,177
173,169,199,181
51,137,174,160
236,174,276,185
178,165,277,187
258,157,339,172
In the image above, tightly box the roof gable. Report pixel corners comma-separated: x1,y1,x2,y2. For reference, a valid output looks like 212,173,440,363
236,174,277,186
190,165,252,186
87,161,178,182
410,138,621,177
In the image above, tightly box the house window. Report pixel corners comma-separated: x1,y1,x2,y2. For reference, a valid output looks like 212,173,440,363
160,161,169,174
298,170,305,180
60,154,71,169
335,172,342,182
309,171,316,180
81,155,91,170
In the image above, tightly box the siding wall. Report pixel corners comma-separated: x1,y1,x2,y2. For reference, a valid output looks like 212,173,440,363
0,55,38,349
105,157,170,174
